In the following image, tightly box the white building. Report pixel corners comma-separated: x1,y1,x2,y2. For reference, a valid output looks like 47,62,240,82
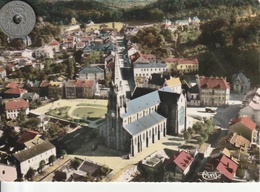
0,67,6,79
4,99,29,119
239,88,260,127
163,77,182,94
35,45,54,58
13,141,56,176
134,63,167,78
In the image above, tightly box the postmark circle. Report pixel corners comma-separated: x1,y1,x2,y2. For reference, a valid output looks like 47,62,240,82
0,1,36,38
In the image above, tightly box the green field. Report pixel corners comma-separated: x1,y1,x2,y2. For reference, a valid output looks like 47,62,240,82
71,107,107,119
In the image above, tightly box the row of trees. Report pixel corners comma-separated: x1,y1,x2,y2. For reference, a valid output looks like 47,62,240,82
25,155,57,181
183,118,215,145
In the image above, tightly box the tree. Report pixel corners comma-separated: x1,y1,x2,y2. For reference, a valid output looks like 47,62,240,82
197,137,206,146
183,131,191,141
71,158,81,170
48,155,56,166
38,160,46,173
187,127,195,135
17,108,27,125
23,118,41,129
25,167,36,181
66,57,75,79
59,149,67,159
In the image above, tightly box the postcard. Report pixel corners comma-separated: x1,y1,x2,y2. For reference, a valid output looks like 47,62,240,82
0,0,259,191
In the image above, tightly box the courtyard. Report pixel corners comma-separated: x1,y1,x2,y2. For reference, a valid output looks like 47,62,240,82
31,99,108,128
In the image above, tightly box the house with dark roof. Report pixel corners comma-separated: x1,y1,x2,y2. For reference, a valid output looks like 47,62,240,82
4,99,29,120
229,116,258,143
22,92,39,102
82,43,117,55
187,84,200,106
12,141,56,176
197,76,230,107
231,72,250,94
79,67,104,81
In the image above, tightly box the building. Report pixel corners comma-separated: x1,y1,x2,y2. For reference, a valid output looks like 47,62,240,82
34,45,54,58
48,81,63,100
4,99,29,119
231,72,250,94
12,141,56,176
133,63,167,78
187,84,200,106
163,77,182,94
64,80,95,99
48,39,60,52
22,92,39,102
197,76,230,107
0,67,6,79
239,88,260,127
157,90,187,135
201,154,238,182
165,150,195,181
100,88,167,156
145,73,171,90
229,116,258,143
0,164,17,181
164,58,199,74
39,80,50,97
4,88,28,98
79,67,104,81
130,52,156,65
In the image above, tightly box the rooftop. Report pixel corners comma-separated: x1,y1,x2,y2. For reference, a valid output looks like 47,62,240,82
5,99,29,110
229,116,256,131
199,76,230,89
13,141,55,162
173,150,194,171
124,111,166,135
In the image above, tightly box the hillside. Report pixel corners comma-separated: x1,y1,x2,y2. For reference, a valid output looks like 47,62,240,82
95,0,157,9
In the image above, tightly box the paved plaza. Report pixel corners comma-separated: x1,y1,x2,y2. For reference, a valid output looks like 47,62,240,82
70,135,185,181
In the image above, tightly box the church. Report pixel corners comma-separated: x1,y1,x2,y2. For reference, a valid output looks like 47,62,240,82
99,85,187,156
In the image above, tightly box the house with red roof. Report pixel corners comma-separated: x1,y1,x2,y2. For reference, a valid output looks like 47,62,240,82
6,82,20,89
0,67,6,79
202,154,238,181
64,80,95,99
4,88,28,98
127,43,139,57
48,39,60,52
197,76,230,107
4,99,29,120
229,116,258,143
173,150,195,175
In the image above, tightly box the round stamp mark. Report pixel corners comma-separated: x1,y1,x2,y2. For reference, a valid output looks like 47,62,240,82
0,0,36,38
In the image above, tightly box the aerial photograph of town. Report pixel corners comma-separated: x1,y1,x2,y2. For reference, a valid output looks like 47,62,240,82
0,0,259,186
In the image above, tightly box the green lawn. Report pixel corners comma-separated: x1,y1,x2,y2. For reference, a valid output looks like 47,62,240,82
71,107,107,119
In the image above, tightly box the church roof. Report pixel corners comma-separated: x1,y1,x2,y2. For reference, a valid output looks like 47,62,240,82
122,91,160,118
124,112,166,135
